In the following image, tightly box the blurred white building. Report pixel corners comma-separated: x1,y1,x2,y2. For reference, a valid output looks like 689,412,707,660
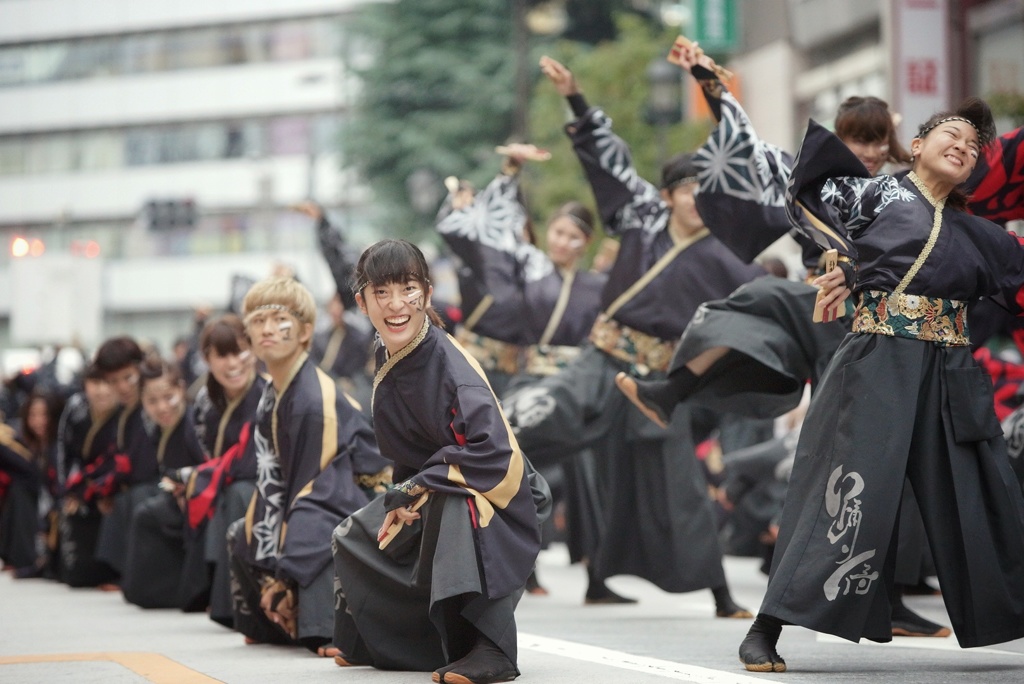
0,0,384,355
717,0,1022,150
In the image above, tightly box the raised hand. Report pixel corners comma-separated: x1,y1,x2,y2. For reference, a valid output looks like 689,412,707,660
539,56,578,97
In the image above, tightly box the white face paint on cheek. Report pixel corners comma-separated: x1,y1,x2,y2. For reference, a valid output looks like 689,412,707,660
278,321,293,332
238,350,251,361
568,238,584,250
405,289,423,303
168,394,181,408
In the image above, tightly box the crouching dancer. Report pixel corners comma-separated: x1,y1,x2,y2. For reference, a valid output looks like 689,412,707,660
332,240,550,684
228,276,391,653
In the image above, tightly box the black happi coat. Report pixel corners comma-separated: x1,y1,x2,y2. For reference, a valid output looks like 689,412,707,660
565,99,765,339
522,251,605,348
120,407,206,609
151,409,206,474
58,393,120,502
0,425,55,569
438,170,605,349
310,312,374,383
241,354,388,588
372,322,541,599
763,122,1024,647
436,173,529,344
185,377,265,529
113,403,160,488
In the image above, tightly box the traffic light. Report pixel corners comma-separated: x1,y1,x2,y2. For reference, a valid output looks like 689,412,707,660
145,198,197,231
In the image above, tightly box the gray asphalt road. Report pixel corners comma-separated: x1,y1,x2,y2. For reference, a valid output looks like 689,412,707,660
1,546,1021,684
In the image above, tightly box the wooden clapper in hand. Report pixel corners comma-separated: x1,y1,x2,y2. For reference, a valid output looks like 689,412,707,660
812,249,845,323
378,492,430,550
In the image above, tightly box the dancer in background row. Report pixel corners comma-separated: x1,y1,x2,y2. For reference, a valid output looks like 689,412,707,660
120,358,206,610
185,314,266,627
437,142,608,599
228,275,390,654
55,365,119,587
501,55,766,617
0,389,62,578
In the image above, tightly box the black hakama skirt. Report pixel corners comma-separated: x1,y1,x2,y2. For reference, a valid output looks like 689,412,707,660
122,491,187,609
762,332,1024,647
332,494,521,672
504,346,727,593
0,478,38,569
206,480,256,627
226,519,335,648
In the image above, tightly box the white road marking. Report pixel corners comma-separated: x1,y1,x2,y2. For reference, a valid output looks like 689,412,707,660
815,633,1023,655
520,632,769,683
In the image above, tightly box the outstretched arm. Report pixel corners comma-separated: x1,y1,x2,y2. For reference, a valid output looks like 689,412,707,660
295,201,358,309
540,55,665,236
671,41,799,262
672,40,726,122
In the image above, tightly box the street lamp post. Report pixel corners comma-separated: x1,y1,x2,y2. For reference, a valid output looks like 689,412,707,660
645,58,684,170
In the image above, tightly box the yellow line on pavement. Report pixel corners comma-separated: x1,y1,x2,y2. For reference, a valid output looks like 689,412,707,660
0,652,223,683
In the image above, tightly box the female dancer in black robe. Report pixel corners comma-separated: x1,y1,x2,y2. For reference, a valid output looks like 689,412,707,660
332,239,547,684
738,98,1024,672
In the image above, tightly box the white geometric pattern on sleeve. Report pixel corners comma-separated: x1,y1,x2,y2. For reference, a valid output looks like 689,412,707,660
436,175,527,255
694,92,791,208
589,109,667,236
822,176,913,233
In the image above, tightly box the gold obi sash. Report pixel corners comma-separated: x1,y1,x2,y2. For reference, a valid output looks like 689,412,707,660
852,290,969,347
455,328,521,375
589,313,675,375
523,344,581,377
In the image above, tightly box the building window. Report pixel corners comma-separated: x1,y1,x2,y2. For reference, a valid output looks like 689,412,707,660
0,15,345,90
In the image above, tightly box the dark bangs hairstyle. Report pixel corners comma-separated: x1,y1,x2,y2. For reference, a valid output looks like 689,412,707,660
914,96,996,211
835,96,911,165
200,314,250,410
353,239,444,328
94,336,144,374
138,355,184,393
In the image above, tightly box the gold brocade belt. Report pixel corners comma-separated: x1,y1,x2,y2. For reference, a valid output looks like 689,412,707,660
455,328,521,375
852,290,969,347
523,344,581,377
589,313,675,375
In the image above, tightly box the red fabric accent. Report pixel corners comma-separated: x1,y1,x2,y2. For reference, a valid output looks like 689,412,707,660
449,408,467,447
65,471,83,492
0,470,11,501
186,422,251,529
113,453,131,475
694,438,717,461
186,465,225,529
466,497,479,529
974,348,1024,420
1016,286,1024,316
969,128,1024,224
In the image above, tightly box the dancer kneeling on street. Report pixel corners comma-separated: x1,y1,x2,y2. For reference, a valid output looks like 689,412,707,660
332,239,550,684
228,275,390,654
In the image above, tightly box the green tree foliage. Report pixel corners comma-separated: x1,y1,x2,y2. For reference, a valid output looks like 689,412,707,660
342,0,518,237
343,5,711,249
523,15,712,260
